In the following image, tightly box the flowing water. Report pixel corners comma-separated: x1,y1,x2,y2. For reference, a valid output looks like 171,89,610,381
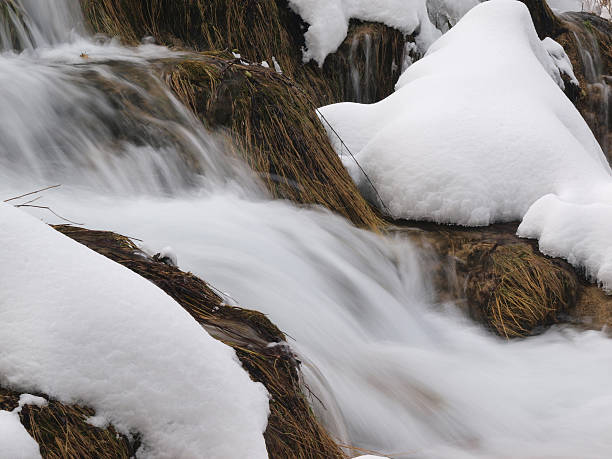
564,12,612,158
3,2,612,458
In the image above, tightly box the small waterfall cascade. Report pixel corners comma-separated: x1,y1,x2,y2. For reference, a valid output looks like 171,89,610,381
0,0,255,196
0,0,82,51
2,2,612,459
348,32,373,103
563,12,611,157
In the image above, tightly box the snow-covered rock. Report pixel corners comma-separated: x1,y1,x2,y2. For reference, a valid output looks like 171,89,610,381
287,0,480,65
320,0,612,289
0,202,269,458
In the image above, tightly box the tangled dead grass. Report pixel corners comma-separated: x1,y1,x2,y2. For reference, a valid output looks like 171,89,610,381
462,242,578,338
161,54,382,229
48,225,345,459
399,223,579,338
79,0,406,106
0,388,137,458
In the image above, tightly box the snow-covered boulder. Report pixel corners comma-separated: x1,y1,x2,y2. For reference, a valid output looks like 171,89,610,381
0,202,270,458
320,0,612,290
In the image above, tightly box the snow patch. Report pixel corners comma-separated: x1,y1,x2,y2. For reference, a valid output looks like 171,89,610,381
0,411,41,459
14,394,48,414
542,37,579,88
0,203,269,458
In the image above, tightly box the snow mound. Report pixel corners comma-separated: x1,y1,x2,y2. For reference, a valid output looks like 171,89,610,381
319,0,612,288
287,0,479,65
518,193,612,290
0,411,41,459
0,203,269,458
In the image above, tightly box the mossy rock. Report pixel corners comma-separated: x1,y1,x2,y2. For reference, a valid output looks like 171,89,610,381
398,223,579,338
160,53,382,229
51,225,344,459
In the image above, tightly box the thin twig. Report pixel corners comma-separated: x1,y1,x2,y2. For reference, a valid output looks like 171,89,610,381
315,108,392,215
15,204,83,225
3,184,61,202
19,196,43,206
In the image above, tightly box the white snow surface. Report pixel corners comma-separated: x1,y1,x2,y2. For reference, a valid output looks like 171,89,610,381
320,0,612,288
0,202,269,458
0,411,41,459
287,0,479,65
542,36,580,88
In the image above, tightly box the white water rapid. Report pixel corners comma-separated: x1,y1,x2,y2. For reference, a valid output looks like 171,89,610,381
2,2,612,458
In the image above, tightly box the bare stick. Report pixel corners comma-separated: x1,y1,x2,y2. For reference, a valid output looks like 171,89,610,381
15,204,83,225
19,196,43,206
3,184,61,203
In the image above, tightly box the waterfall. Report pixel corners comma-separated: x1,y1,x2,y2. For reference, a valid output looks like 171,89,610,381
563,12,611,157
348,32,373,103
2,2,612,458
0,0,82,51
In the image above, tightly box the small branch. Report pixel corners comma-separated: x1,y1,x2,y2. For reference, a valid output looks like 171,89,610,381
3,184,61,203
19,196,42,206
15,204,83,225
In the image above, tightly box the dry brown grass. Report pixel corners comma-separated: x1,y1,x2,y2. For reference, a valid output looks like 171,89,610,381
483,244,577,338
161,54,383,229
399,224,579,338
53,225,345,459
79,0,406,106
0,388,137,458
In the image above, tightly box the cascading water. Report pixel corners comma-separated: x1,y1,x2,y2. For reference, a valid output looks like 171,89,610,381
0,0,82,51
348,32,373,103
563,12,611,157
3,1,612,458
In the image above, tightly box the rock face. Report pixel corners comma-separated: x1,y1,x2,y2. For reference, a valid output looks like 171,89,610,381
52,225,344,459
